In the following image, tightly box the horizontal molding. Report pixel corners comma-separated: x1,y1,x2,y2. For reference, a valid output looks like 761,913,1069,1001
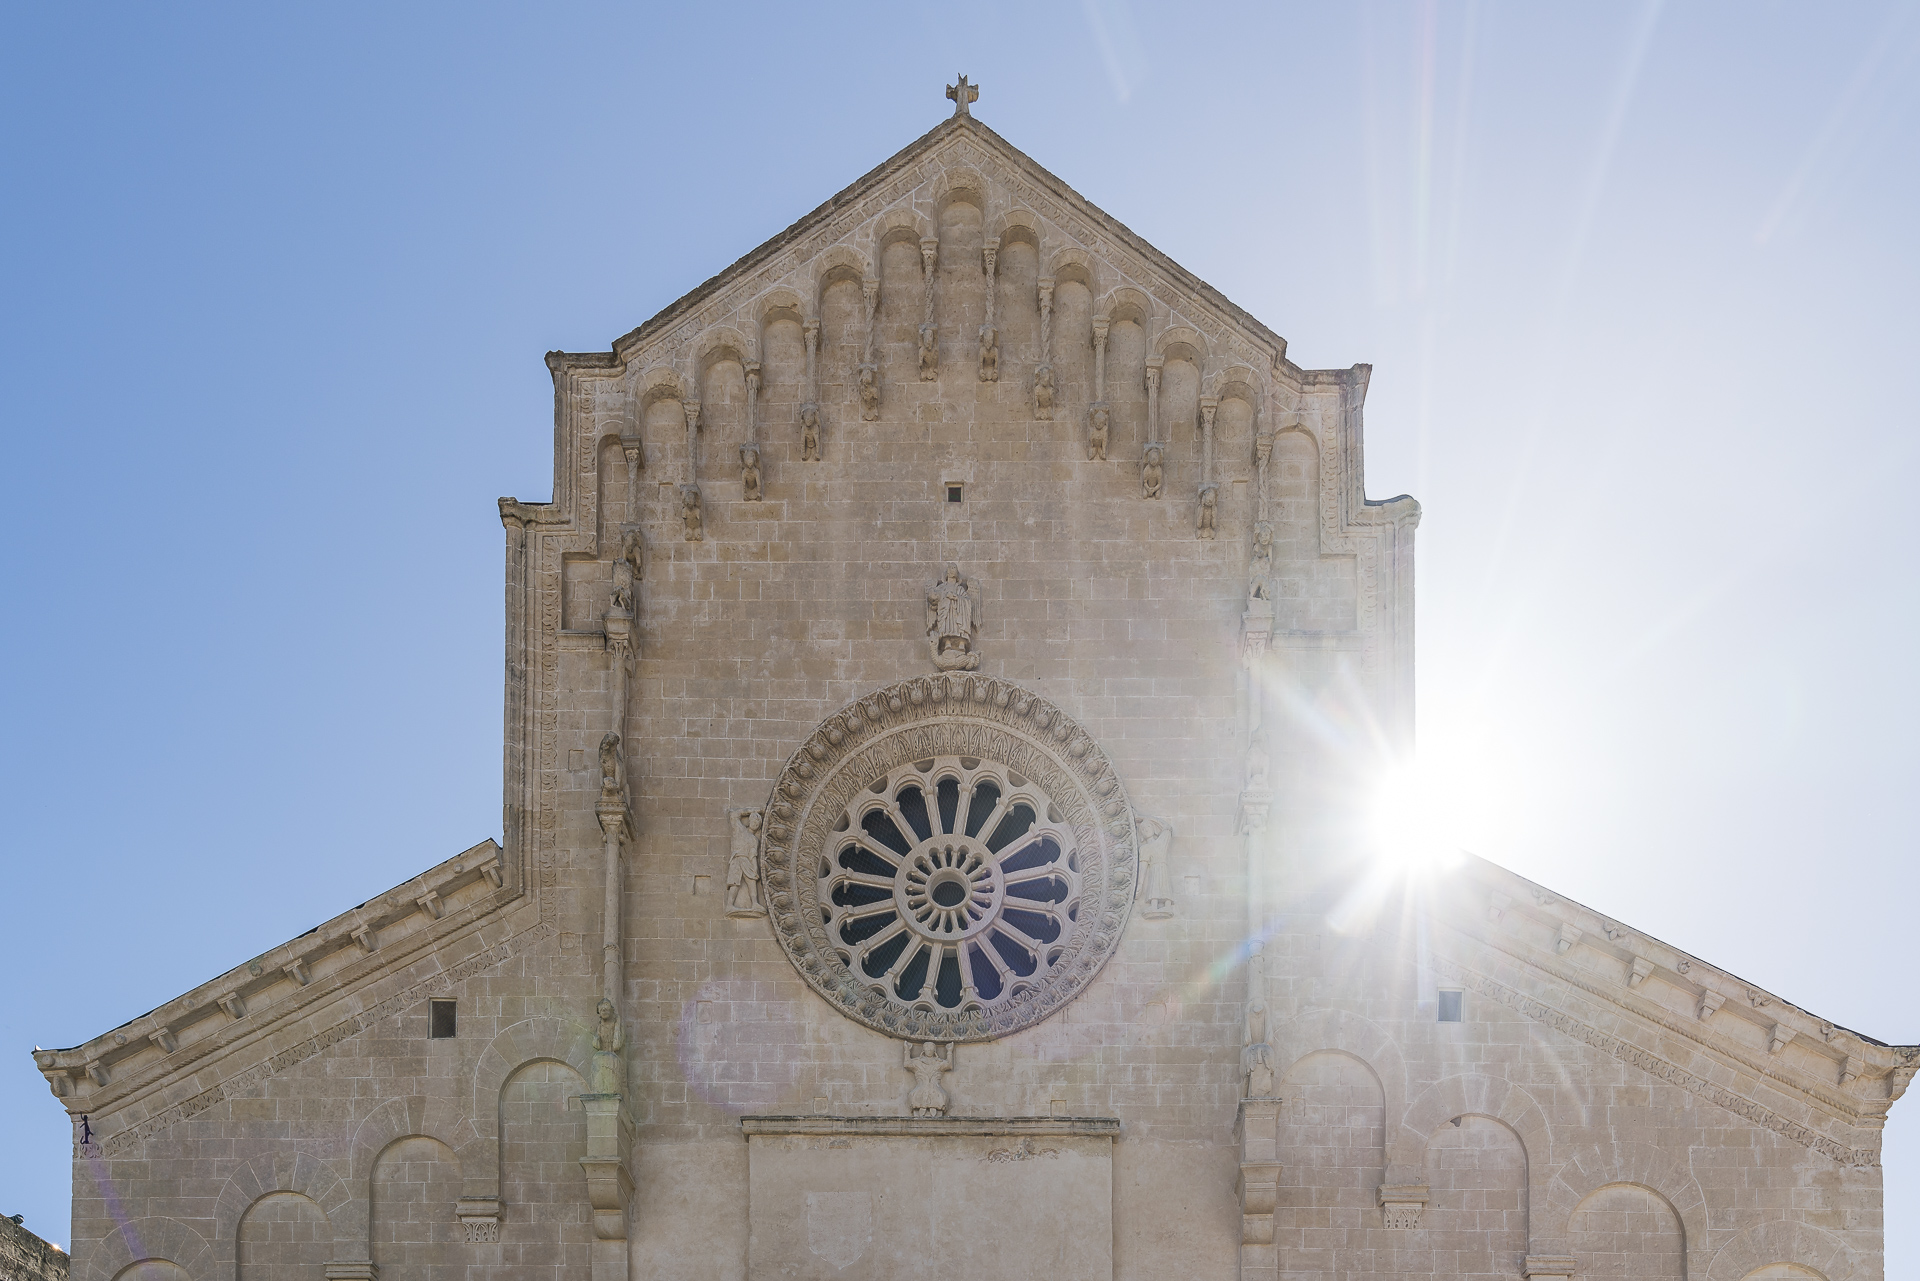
740,1114,1120,1138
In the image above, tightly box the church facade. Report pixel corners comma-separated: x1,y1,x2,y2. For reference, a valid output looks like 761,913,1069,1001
34,86,1914,1281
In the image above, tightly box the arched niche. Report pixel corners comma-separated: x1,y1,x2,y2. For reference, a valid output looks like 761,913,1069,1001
876,215,928,389
1274,1050,1387,1273
239,1191,332,1280
1051,274,1095,421
1107,312,1148,457
937,187,987,374
500,1058,593,1271
1269,426,1356,631
1707,1221,1854,1281
995,223,1041,368
112,1265,190,1281
1567,1183,1685,1280
1423,1114,1529,1277
370,1135,463,1273
212,1148,349,1277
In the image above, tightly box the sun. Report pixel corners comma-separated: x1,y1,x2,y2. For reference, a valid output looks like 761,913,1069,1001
1366,753,1492,874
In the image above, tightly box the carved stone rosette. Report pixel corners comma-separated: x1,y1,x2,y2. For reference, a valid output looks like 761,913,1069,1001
760,676,1139,1043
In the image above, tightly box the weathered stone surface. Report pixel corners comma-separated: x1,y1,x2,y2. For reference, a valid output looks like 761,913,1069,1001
30,88,1912,1281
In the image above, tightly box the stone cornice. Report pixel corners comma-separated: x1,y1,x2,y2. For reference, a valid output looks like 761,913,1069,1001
34,839,531,1130
1440,954,1880,1168
740,1115,1119,1138
1444,858,1917,1102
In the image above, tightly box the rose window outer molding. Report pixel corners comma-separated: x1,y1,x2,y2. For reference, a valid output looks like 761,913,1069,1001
760,675,1139,1043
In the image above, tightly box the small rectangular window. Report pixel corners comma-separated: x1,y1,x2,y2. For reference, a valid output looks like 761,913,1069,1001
429,999,457,1039
1437,990,1463,1023
947,485,963,503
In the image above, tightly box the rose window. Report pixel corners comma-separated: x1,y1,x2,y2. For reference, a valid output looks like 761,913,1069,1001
824,757,1080,1011
760,674,1138,1042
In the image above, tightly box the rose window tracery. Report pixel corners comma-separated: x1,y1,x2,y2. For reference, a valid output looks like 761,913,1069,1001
759,674,1138,1042
827,757,1080,1010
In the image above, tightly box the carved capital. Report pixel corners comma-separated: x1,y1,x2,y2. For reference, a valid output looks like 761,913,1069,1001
1377,1184,1429,1229
683,400,702,433
1091,315,1110,343
1522,1258,1577,1281
919,237,939,274
455,1197,502,1244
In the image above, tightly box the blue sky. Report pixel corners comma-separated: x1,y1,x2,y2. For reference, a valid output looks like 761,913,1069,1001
3,0,1917,1261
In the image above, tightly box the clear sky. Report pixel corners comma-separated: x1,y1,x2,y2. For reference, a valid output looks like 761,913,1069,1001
3,0,1917,1263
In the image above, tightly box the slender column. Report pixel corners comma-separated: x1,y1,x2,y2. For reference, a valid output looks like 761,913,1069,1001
680,399,703,541
918,238,939,380
801,319,821,460
978,238,999,382
1092,315,1109,401
1254,424,1273,525
744,361,760,450
803,320,819,401
1035,276,1057,422
1200,397,1218,485
682,400,701,487
598,804,624,1000
859,278,880,420
1144,357,1163,446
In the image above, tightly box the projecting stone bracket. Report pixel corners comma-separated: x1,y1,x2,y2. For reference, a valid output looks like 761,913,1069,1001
578,1093,634,1280
1523,1257,1578,1280
1377,1183,1430,1229
455,1196,502,1243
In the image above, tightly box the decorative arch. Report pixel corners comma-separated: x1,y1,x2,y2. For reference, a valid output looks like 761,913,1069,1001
1154,323,1209,367
1708,1222,1854,1281
929,166,989,221
466,1015,597,1196
111,1264,190,1281
1277,1007,1409,1140
754,286,806,330
694,326,755,375
1544,1141,1709,1275
993,208,1040,250
873,207,934,261
1208,365,1265,417
811,246,872,312
1100,285,1152,327
635,365,687,411
1047,247,1097,292
1392,1071,1554,1235
78,1217,212,1281
212,1149,349,1276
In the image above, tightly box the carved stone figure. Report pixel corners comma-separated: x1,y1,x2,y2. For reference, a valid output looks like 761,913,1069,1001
918,324,938,381
1197,483,1219,540
620,526,646,583
904,1040,954,1116
1137,815,1174,919
978,326,998,382
599,732,624,803
1088,404,1109,461
740,445,762,503
1245,726,1269,792
1142,444,1163,499
609,576,633,617
799,403,821,461
1248,521,1274,603
725,809,766,918
1033,365,1055,420
925,564,980,671
858,364,880,420
591,997,626,1095
680,485,703,541
1243,999,1275,1098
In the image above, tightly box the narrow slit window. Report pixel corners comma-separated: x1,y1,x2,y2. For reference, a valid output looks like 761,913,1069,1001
429,999,457,1039
1437,990,1463,1023
947,485,963,503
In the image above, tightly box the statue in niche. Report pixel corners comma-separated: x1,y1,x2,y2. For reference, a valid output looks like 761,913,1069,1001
925,564,981,671
799,403,822,461
725,808,766,918
904,1040,955,1116
680,485,703,541
1087,404,1110,461
977,325,999,382
1197,484,1219,540
591,997,626,1095
1247,521,1274,605
1243,998,1276,1099
740,445,762,503
858,364,880,421
599,732,624,804
1033,365,1055,420
1141,444,1164,499
1137,814,1175,919
1245,726,1269,792
918,324,939,381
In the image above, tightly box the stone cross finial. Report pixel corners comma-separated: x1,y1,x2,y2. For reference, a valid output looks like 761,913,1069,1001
946,75,978,117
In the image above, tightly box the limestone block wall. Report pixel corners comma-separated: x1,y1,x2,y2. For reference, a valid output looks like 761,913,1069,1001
39,110,1906,1281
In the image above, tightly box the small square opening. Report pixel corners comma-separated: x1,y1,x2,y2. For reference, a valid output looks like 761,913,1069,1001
946,485,963,503
429,999,457,1039
1437,990,1463,1023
